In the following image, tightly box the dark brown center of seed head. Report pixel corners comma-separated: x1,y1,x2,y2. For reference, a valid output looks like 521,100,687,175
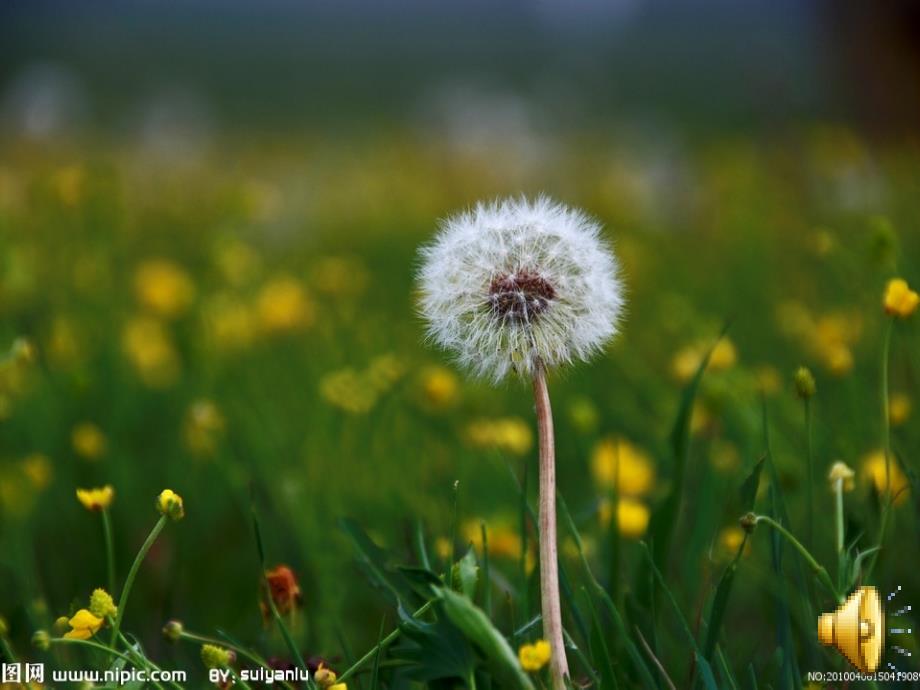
488,269,556,323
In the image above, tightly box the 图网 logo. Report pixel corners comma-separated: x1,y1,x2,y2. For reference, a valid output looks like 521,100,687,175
1,661,45,684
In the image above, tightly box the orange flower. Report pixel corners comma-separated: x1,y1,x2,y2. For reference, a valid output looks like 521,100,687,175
263,565,302,617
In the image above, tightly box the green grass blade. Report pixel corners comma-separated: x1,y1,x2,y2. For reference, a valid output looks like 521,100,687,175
581,587,619,690
702,457,764,663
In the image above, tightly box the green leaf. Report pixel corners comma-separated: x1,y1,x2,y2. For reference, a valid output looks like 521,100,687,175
695,653,718,690
435,586,535,690
392,603,476,683
649,326,728,571
451,547,479,600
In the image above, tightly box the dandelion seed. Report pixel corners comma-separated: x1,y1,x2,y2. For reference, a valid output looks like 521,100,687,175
417,196,623,382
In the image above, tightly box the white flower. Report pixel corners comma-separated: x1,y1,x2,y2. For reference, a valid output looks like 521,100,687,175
417,196,624,382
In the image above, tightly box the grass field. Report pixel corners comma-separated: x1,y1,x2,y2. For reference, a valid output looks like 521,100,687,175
0,124,918,688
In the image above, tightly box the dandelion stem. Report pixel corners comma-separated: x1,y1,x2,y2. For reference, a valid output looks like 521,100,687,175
111,515,167,647
532,363,569,690
102,508,116,595
753,515,840,603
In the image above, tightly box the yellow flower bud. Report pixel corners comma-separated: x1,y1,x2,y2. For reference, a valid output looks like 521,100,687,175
157,489,185,520
201,644,234,669
793,366,816,399
52,616,71,635
32,629,51,650
314,664,338,687
162,620,184,642
89,588,117,619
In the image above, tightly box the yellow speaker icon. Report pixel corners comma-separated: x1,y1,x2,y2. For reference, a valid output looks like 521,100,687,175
817,586,884,674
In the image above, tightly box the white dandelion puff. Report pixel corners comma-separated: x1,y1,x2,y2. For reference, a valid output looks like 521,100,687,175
417,195,625,382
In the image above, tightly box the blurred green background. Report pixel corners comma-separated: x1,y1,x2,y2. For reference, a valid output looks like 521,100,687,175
1,1,919,685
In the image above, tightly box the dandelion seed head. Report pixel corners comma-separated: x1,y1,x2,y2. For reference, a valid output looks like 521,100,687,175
417,196,624,382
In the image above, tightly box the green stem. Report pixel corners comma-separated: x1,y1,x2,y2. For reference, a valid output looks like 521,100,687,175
51,637,136,665
114,627,177,690
804,398,814,550
753,515,841,602
179,631,271,673
231,669,254,690
102,508,116,595
110,515,167,647
834,479,844,556
337,599,435,683
1,636,18,663
866,318,894,580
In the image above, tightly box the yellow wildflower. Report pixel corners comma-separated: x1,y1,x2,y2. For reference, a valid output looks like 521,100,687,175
718,526,748,556
432,537,451,560
200,643,234,669
72,423,107,460
52,165,84,206
314,664,337,687
861,451,909,504
22,453,52,489
312,255,368,296
890,394,911,427
213,239,261,287
201,294,258,351
827,462,855,492
567,396,599,434
89,588,117,619
257,276,314,333
466,418,532,456
599,497,650,539
157,489,185,520
754,366,781,396
419,365,459,409
63,609,103,640
591,438,654,496
47,316,81,367
183,399,225,456
328,684,348,690
365,354,405,393
320,368,378,414
76,485,115,511
710,441,740,473
134,259,195,318
518,639,551,672
822,343,853,377
122,316,181,388
671,339,737,382
884,278,919,318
